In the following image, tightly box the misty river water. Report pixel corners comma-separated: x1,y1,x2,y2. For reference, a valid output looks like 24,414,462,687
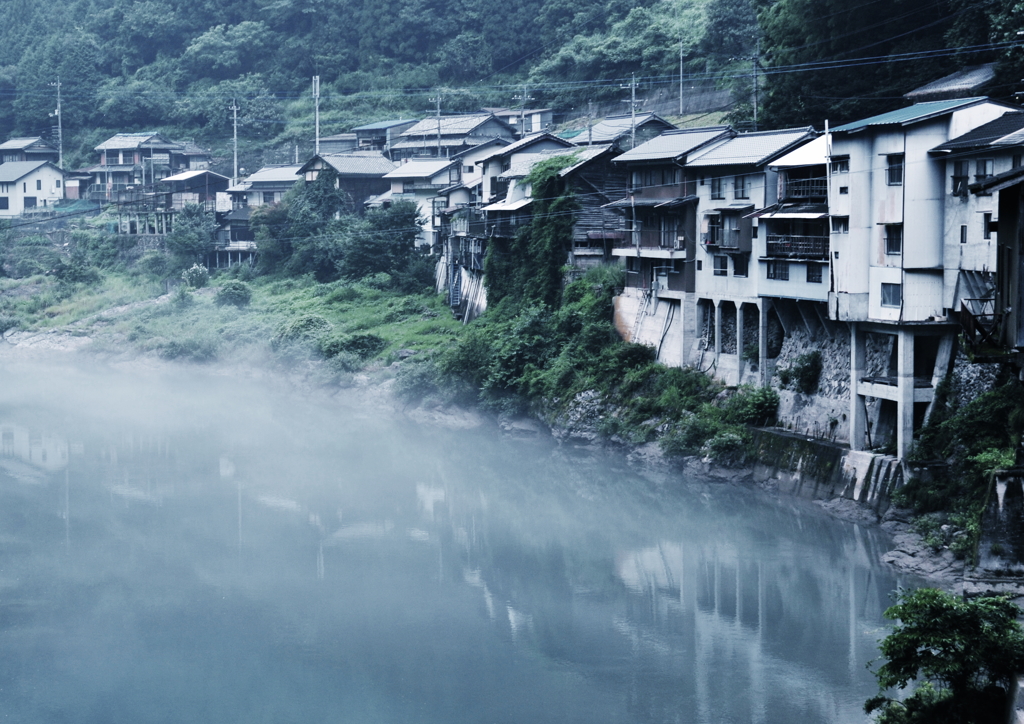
0,358,919,723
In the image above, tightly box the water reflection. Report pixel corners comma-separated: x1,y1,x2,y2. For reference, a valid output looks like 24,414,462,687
0,361,915,723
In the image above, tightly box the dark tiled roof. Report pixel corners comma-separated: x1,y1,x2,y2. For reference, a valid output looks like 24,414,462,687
930,112,1024,152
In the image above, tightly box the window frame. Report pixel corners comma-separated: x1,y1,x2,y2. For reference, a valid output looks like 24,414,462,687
767,260,789,281
881,282,902,308
884,224,903,255
713,255,728,276
732,254,748,277
886,154,904,186
806,263,822,284
734,174,749,200
831,216,849,234
710,176,724,200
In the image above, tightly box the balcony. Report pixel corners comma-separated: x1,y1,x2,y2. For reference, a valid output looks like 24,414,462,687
782,177,827,199
765,234,828,259
614,229,683,249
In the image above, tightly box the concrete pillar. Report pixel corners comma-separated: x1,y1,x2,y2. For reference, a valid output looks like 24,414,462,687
850,323,866,451
896,329,915,461
681,292,696,368
714,300,722,357
758,300,770,387
737,304,745,360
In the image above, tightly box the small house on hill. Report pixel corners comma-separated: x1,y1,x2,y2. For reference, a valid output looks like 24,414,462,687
390,114,517,160
0,137,59,165
565,113,677,150
0,161,65,216
352,120,418,153
297,151,396,214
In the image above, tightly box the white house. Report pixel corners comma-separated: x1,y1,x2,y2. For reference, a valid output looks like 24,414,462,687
828,96,1017,460
0,161,65,216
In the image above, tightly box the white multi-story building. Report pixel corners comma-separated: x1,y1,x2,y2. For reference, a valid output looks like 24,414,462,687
828,97,1017,459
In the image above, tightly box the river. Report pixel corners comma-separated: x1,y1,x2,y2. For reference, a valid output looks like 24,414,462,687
0,358,917,723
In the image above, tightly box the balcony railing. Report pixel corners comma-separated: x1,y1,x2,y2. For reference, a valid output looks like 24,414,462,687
783,177,827,199
765,234,829,259
614,229,683,249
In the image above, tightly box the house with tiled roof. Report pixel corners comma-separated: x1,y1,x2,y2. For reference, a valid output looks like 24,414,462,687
564,113,677,150
298,151,397,214
352,120,418,152
390,114,517,161
0,137,59,165
86,132,210,202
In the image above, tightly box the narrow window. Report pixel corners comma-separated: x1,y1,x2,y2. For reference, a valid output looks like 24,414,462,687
713,255,728,276
984,212,992,240
733,255,748,277
1014,154,1022,169
885,224,903,255
35,179,41,191
696,260,702,271
734,175,748,200
952,161,968,196
881,283,902,307
710,176,723,199
976,159,994,182
55,179,61,188
960,224,967,244
831,216,849,234
806,263,822,283
830,157,849,174
886,154,904,186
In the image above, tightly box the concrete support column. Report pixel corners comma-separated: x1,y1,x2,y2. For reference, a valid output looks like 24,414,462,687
758,300,770,387
736,304,745,360
850,323,866,451
681,292,696,368
714,300,722,357
897,329,915,461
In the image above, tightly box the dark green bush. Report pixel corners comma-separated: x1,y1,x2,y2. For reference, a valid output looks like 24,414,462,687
271,314,333,349
778,350,822,393
159,336,218,361
319,332,387,360
215,281,252,307
722,386,779,425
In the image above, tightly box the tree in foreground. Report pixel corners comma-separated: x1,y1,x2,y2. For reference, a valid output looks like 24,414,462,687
867,588,1024,723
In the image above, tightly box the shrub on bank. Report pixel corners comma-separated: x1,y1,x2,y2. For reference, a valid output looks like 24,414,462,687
215,281,252,307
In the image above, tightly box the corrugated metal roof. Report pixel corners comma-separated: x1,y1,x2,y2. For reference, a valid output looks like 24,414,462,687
499,145,609,179
400,114,503,137
160,170,229,183
241,165,302,185
481,132,573,161
613,126,733,162
352,119,418,131
769,135,828,168
905,64,996,102
830,98,993,133
568,113,675,144
0,137,51,151
687,128,816,167
319,152,396,176
95,132,179,151
930,112,1024,152
390,135,498,150
0,161,50,182
383,159,454,179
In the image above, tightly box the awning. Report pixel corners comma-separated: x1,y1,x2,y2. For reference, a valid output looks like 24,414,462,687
655,195,698,208
711,204,754,213
602,197,665,208
745,203,828,219
482,198,533,212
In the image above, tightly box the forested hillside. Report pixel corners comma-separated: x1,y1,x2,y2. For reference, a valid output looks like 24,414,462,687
0,0,1019,169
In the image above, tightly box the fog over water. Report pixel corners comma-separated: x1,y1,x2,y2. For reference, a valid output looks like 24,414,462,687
0,359,917,723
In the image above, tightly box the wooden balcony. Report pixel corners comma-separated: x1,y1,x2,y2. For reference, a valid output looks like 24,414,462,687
782,177,826,199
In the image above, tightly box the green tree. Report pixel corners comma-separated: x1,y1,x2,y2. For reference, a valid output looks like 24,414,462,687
166,204,215,267
336,199,423,280
867,588,1024,723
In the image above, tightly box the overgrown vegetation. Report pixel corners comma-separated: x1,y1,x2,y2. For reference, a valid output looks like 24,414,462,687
867,588,1024,724
777,350,822,394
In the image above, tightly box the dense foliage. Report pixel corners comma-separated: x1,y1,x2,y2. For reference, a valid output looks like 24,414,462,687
867,588,1024,723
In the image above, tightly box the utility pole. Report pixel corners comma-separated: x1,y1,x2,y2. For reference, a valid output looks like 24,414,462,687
49,76,63,170
679,40,684,117
587,100,594,146
428,90,443,157
620,73,639,149
312,76,321,155
513,84,534,136
230,99,240,183
752,39,759,132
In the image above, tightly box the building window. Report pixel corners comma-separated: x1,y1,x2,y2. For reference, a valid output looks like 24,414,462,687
806,263,822,283
885,224,903,254
55,179,61,188
952,161,968,196
464,165,474,174
710,176,723,199
831,216,849,234
713,255,728,276
881,282,902,307
767,260,789,280
976,159,994,183
733,255,748,277
839,186,848,194
1014,154,1022,169
263,191,275,204
960,224,967,244
35,179,41,190
734,175,748,199
830,157,849,174
0,197,9,210
23,197,35,208
886,154,904,185
984,212,992,240
696,260,702,271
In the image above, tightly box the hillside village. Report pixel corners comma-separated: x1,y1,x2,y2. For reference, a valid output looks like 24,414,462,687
4,66,1024,464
